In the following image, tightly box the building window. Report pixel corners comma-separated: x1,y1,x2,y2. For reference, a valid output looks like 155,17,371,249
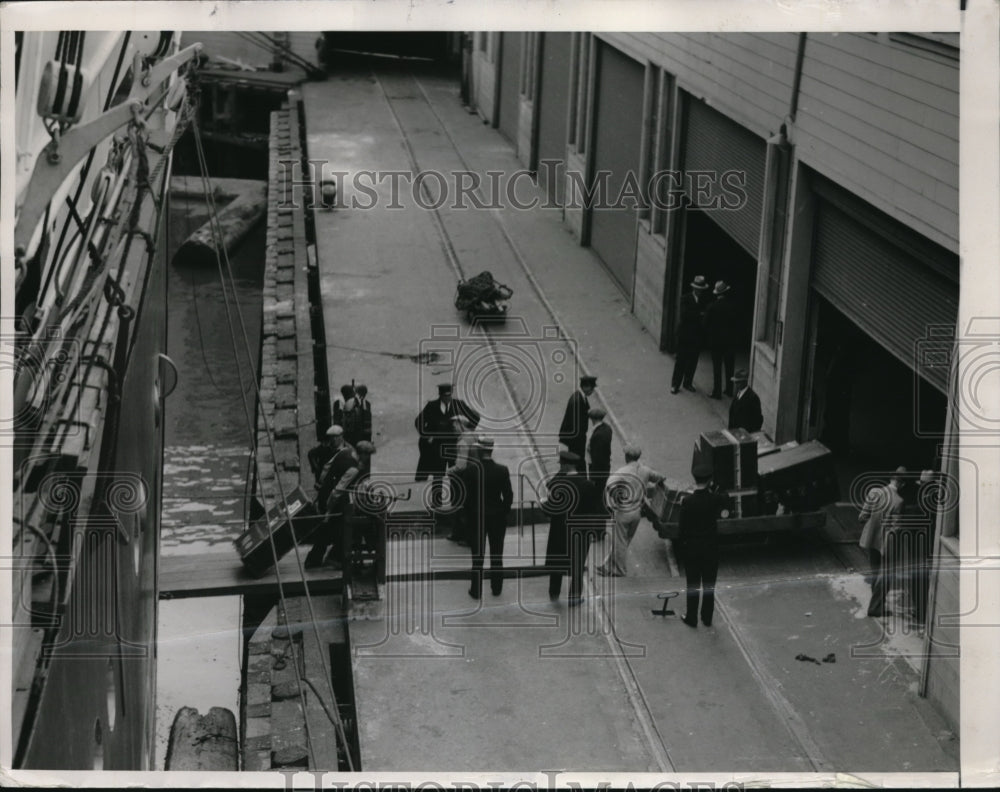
477,32,487,52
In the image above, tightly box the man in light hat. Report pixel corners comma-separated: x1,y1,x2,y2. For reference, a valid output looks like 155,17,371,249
671,275,711,394
587,406,612,496
414,382,480,508
560,375,596,473
466,436,513,599
678,458,723,627
596,445,666,577
727,369,763,433
705,279,737,399
308,422,342,484
544,449,601,605
858,466,906,618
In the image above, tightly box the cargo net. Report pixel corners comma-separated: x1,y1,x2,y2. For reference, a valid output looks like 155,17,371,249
454,271,513,317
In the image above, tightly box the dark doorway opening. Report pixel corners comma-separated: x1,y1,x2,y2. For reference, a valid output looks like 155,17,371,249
679,208,757,382
806,295,947,493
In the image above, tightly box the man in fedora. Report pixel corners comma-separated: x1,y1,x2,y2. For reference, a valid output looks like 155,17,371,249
671,275,711,394
560,375,596,473
705,279,737,400
544,450,601,605
728,369,763,433
678,458,723,627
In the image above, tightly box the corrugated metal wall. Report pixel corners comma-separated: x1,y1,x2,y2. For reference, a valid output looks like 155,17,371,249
683,97,767,257
811,199,958,394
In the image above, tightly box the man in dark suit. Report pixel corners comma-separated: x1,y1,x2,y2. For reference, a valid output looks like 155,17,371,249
705,280,737,399
415,382,480,506
728,369,763,433
467,437,514,599
671,275,711,394
586,406,612,497
559,375,596,473
544,450,602,605
305,425,360,570
678,460,723,627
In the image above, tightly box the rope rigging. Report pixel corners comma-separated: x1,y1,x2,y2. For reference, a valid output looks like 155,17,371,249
15,56,196,476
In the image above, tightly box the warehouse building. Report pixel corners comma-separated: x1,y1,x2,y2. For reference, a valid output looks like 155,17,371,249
466,31,959,730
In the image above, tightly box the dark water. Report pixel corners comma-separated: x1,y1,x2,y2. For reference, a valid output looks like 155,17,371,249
161,197,264,553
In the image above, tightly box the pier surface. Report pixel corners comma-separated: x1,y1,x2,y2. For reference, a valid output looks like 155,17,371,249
281,61,960,774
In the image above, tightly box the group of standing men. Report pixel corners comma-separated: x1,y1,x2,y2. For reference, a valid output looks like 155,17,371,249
858,466,936,623
411,375,722,623
414,383,515,599
551,374,721,623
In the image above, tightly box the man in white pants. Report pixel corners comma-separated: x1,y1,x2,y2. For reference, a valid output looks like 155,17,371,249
595,445,665,577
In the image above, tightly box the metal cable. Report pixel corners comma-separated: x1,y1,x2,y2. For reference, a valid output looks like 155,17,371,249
194,112,357,770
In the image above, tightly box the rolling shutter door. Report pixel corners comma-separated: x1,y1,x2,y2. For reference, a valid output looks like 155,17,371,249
536,32,572,206
683,98,766,257
497,32,522,143
812,199,958,394
590,41,644,295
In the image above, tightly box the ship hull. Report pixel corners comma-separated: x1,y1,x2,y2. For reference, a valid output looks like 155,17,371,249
16,164,171,772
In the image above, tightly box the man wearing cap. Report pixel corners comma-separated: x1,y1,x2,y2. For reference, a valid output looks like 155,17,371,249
587,407,613,498
544,450,602,605
858,466,906,618
306,425,360,570
727,369,763,433
671,275,711,394
678,460,723,627
596,445,666,577
414,382,480,506
705,280,737,399
560,376,596,473
307,425,339,485
467,437,513,599
446,414,478,545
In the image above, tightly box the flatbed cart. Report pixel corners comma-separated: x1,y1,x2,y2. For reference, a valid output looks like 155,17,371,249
643,482,828,542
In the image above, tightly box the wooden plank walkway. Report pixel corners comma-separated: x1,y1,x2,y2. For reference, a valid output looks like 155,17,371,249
158,553,343,599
